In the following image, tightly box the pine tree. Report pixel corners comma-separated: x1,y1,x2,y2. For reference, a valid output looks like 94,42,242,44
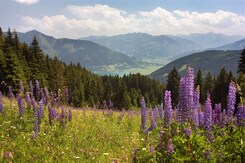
238,48,245,74
166,67,180,107
3,51,26,93
0,27,4,48
204,72,214,101
3,28,14,54
195,69,204,104
213,68,228,109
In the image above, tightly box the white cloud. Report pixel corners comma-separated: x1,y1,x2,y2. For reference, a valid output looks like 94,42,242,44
19,4,245,38
15,0,38,5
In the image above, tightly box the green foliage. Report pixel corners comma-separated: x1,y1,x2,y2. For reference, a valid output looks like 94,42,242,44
166,67,180,107
238,48,245,74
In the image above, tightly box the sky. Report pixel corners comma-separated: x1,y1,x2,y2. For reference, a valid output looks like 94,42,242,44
0,0,245,38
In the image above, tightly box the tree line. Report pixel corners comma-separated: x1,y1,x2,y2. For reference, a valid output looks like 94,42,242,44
0,28,164,109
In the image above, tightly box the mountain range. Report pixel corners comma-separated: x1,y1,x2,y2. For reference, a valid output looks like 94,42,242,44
82,32,243,64
150,50,242,82
18,30,148,74
17,30,244,77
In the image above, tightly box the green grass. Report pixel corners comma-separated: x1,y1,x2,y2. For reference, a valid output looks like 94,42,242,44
0,97,145,162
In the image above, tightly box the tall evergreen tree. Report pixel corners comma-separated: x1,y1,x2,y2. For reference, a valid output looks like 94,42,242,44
204,72,214,101
166,67,180,107
238,48,245,74
195,69,204,104
213,67,228,109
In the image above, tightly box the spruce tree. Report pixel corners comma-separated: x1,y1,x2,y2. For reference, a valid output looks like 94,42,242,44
195,69,204,103
238,48,245,74
166,67,180,107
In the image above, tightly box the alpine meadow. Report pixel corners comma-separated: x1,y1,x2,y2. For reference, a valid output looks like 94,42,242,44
1,0,245,162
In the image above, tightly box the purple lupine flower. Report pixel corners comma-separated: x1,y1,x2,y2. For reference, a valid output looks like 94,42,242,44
44,87,49,105
140,96,147,131
65,88,69,103
35,80,40,100
223,109,228,125
215,103,222,127
227,82,236,122
33,100,39,138
68,108,72,121
204,149,211,160
40,88,44,102
164,90,172,128
167,139,174,156
50,92,55,107
0,91,5,116
185,128,192,139
25,92,32,108
38,99,44,119
237,105,245,126
204,93,212,132
8,86,14,100
17,94,24,117
186,67,195,119
158,104,164,119
48,105,55,125
30,80,34,96
60,106,66,128
146,108,156,133
179,77,186,123
150,145,155,153
20,81,24,92
193,87,200,128
199,111,204,127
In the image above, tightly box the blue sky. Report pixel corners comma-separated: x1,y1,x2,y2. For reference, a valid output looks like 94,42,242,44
1,0,244,38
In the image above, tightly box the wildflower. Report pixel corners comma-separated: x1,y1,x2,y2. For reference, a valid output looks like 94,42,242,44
227,82,236,122
38,99,44,119
186,67,195,118
8,86,14,100
215,103,222,127
48,105,55,125
237,105,245,126
44,86,49,105
204,93,212,132
50,92,55,107
20,81,24,92
140,96,147,131
68,107,72,121
146,108,156,133
164,90,172,128
193,86,200,128
0,91,4,116
185,128,192,139
32,100,38,138
150,145,155,152
204,149,211,160
17,94,24,117
167,139,174,155
60,106,66,128
25,92,32,108
35,80,40,100
30,80,34,96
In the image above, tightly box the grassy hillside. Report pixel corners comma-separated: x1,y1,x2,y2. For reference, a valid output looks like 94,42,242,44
150,50,241,82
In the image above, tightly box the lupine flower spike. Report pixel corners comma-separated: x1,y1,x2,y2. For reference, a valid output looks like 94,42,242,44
0,91,5,116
